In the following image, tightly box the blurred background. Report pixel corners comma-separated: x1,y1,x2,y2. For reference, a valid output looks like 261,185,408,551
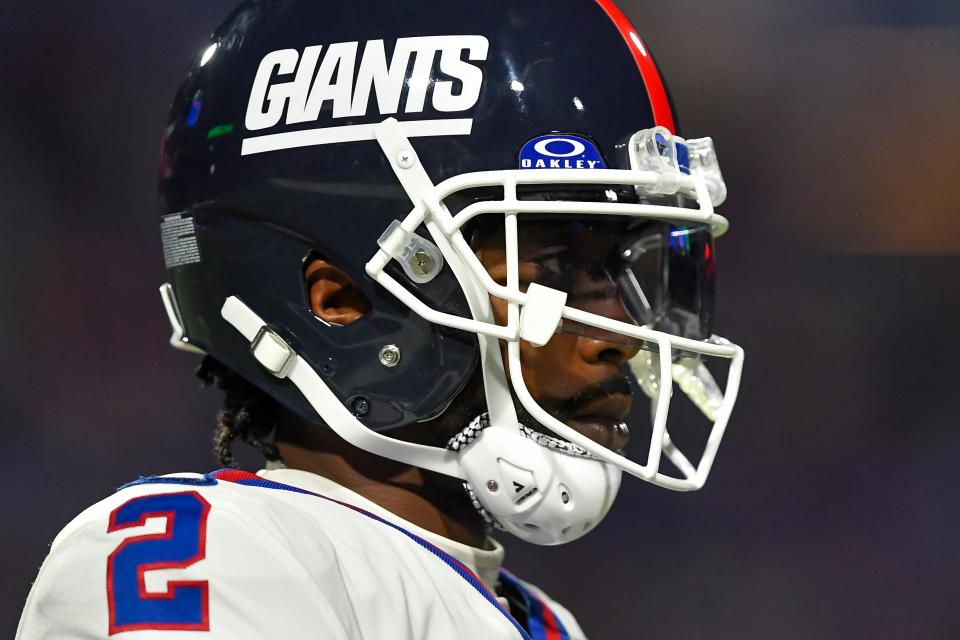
2,0,958,638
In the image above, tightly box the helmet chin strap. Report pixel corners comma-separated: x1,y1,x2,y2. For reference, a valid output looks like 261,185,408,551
219,118,627,545
446,414,502,531
222,294,622,545
220,296,465,479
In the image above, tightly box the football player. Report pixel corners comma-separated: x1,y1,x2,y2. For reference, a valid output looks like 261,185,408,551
17,0,743,638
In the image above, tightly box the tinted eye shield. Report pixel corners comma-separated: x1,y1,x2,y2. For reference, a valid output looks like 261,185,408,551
484,217,716,355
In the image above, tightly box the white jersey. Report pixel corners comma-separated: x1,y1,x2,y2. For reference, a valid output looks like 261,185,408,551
17,467,585,640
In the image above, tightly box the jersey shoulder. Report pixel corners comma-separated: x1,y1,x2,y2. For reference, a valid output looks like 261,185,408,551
18,470,529,640
17,471,354,640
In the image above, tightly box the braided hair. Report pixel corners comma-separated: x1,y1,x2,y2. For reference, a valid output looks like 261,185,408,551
196,356,282,468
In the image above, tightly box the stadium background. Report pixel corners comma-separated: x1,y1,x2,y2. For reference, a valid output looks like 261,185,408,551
2,0,958,637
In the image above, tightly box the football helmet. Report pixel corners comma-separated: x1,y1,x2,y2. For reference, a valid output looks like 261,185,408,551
158,0,743,545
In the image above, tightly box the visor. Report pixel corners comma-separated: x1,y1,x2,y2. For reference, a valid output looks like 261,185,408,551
471,215,716,350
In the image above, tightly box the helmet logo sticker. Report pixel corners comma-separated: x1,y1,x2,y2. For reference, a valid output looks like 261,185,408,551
519,134,607,169
242,36,489,156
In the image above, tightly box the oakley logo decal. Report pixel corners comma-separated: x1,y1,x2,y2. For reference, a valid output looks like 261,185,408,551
519,134,607,169
533,138,587,158
242,36,488,155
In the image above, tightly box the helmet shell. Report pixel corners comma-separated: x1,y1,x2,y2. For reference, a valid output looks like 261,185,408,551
159,0,677,430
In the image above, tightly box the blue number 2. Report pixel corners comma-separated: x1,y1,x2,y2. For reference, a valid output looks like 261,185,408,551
106,491,211,634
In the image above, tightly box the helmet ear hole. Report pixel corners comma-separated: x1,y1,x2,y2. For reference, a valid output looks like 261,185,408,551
304,254,372,326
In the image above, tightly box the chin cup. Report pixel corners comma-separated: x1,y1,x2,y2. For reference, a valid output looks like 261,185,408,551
455,417,622,546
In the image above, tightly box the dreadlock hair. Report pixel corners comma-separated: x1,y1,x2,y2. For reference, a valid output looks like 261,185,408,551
196,356,282,468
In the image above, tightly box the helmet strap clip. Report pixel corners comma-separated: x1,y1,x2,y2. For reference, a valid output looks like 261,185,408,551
249,325,296,379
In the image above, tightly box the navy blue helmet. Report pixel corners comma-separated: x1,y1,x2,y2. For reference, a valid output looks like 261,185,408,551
160,0,690,430
159,0,743,542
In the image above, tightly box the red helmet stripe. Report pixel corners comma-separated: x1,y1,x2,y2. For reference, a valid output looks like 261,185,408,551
594,0,676,133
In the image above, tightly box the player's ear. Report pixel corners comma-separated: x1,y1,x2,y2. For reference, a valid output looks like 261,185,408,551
304,257,371,326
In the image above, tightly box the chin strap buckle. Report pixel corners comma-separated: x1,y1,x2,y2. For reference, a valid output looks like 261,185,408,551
222,296,296,379
250,325,296,378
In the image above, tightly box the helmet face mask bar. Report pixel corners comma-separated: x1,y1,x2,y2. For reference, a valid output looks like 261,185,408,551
503,217,717,349
216,117,742,544
359,117,743,496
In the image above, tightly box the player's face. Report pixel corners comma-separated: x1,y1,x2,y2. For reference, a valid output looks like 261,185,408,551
472,218,639,451
304,218,643,451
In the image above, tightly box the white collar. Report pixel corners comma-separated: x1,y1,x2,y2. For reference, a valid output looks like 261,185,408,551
257,467,505,593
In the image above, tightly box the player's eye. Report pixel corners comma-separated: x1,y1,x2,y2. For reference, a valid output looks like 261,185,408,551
519,248,575,290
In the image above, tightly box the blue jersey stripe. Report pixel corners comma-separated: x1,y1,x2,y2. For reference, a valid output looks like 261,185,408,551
500,569,571,640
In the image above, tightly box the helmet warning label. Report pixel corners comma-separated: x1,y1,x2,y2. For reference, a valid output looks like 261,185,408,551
160,213,201,269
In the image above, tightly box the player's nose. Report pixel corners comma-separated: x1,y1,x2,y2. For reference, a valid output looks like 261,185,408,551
575,300,641,367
